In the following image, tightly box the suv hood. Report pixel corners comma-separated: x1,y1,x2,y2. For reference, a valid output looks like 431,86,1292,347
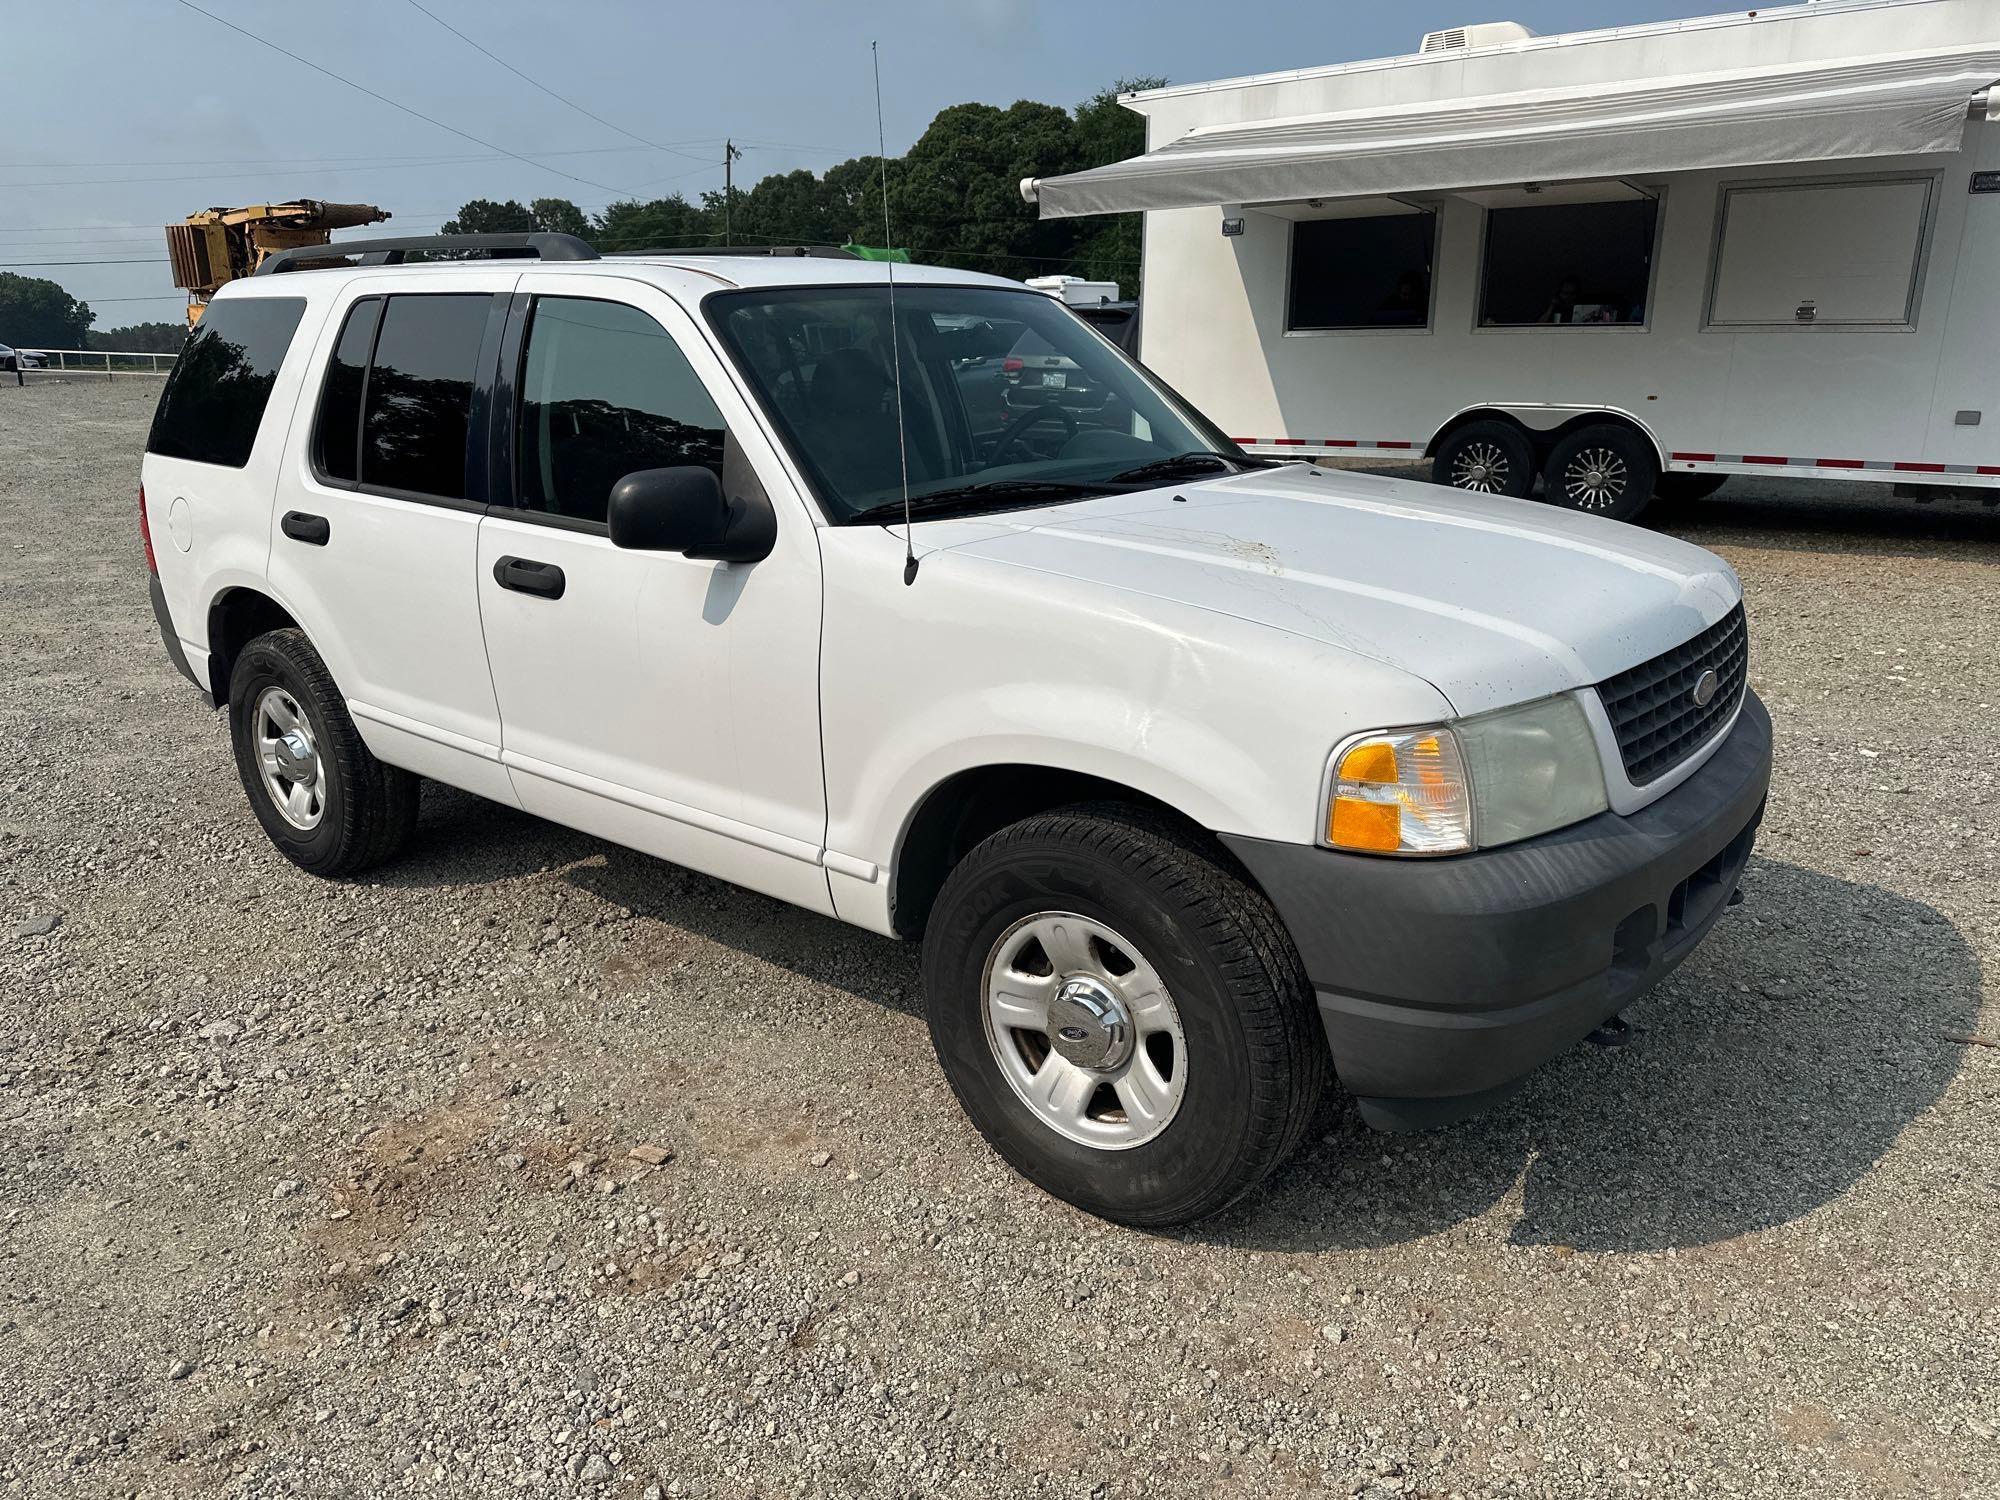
922,465,1741,718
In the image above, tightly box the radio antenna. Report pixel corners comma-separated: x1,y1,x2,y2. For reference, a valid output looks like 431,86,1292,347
872,40,918,586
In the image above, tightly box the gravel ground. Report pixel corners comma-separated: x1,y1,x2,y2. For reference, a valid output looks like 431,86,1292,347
3,379,1997,1500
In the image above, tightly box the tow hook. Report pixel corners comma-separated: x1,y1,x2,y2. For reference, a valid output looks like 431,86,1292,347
1586,1013,1640,1049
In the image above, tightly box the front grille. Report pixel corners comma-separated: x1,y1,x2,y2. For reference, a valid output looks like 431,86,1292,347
1596,604,1748,785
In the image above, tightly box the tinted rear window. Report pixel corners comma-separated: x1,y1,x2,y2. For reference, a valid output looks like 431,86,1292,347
146,297,307,468
312,297,382,483
361,294,491,499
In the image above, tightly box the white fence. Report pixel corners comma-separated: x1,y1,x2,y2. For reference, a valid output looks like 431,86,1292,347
15,348,179,380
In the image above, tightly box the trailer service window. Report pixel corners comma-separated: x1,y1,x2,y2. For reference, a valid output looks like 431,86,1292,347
1479,199,1657,328
1287,212,1435,332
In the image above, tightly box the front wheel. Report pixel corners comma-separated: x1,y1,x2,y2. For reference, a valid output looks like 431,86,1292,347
921,806,1327,1226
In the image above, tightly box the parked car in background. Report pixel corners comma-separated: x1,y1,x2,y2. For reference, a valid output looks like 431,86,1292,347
0,344,46,371
141,234,1769,1227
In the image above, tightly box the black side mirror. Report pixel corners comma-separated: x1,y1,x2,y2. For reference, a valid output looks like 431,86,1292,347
607,466,772,562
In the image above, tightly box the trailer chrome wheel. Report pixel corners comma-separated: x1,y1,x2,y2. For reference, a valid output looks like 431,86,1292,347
1449,441,1514,492
981,911,1187,1150
1556,447,1629,510
1541,425,1658,522
1432,420,1535,499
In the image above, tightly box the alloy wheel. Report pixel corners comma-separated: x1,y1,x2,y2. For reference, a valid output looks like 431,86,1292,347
980,911,1187,1150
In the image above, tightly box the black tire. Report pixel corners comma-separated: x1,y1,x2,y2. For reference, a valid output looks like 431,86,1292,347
227,628,419,877
1541,424,1659,522
1432,420,1537,499
921,804,1327,1227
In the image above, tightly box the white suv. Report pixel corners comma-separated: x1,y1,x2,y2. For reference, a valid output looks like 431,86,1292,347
141,234,1770,1225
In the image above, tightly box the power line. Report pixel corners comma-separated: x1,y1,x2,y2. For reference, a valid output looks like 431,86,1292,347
0,153,546,191
401,0,713,166
0,257,169,269
0,142,721,172
173,0,637,197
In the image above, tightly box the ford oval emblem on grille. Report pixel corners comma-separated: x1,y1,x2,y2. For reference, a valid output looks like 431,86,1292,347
1692,669,1720,707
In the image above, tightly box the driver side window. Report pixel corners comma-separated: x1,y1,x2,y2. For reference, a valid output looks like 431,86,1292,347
515,296,727,527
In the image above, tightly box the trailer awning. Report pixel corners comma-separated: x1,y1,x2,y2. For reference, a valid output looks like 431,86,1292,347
1023,47,2000,218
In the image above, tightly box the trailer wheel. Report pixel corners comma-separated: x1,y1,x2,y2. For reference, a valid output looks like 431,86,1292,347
1542,425,1658,522
1432,421,1535,498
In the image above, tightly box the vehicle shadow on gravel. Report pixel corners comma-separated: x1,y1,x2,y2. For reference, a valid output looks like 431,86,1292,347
377,786,927,1017
1212,855,1983,1254
378,800,1979,1254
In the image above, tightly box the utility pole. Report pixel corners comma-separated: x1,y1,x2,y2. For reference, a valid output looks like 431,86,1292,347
723,139,743,247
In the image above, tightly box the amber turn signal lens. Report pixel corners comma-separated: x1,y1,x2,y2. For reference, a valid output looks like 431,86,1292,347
1329,796,1402,851
1324,727,1471,855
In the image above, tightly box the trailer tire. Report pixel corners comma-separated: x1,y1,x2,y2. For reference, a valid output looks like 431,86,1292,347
1432,420,1536,499
1542,425,1658,522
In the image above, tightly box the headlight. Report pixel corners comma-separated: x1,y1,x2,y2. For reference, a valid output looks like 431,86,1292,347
1323,693,1607,856
1455,692,1608,847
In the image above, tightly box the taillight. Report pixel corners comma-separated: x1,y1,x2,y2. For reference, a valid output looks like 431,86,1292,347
139,484,158,574
1002,356,1024,376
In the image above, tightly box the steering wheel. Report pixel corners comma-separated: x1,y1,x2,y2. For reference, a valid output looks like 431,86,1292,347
990,400,1079,465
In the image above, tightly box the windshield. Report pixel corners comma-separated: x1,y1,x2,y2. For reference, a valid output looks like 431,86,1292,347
706,285,1250,523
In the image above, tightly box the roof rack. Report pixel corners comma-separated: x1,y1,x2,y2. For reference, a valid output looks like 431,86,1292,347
254,231,599,276
611,244,859,260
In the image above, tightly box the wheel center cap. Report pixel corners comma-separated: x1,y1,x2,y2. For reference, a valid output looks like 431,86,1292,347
1047,977,1133,1072
274,730,316,783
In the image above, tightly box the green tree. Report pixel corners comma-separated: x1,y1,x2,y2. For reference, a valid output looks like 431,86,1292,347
530,198,590,237
88,321,186,353
435,79,1163,285
592,194,714,252
892,100,1079,279
0,273,93,349
439,198,537,235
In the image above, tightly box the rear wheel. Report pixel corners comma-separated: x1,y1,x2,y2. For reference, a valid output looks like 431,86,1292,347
1542,425,1659,522
1432,420,1536,499
921,805,1326,1226
227,628,419,877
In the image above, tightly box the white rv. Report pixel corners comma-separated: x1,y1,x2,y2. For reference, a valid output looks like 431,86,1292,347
1022,0,2000,520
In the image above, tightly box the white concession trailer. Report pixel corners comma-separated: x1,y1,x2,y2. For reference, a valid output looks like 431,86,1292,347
1022,0,2000,520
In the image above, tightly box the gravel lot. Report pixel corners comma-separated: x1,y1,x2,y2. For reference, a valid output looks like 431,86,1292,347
3,379,1997,1500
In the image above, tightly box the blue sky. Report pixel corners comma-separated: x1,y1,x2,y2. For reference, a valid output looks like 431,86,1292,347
4,0,1724,329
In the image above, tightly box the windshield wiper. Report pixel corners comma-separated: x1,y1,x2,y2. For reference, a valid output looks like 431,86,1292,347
1106,451,1246,484
845,479,1106,525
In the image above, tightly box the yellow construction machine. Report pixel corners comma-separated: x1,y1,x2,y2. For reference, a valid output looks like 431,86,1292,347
166,201,391,325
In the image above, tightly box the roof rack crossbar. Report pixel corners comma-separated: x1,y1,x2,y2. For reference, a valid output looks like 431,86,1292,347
254,232,599,276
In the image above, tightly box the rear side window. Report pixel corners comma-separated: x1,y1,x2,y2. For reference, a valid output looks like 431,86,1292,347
515,296,726,526
360,294,492,499
146,297,307,468
312,297,381,483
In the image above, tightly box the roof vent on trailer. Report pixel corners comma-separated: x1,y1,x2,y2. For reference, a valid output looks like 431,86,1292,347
1418,20,1535,54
